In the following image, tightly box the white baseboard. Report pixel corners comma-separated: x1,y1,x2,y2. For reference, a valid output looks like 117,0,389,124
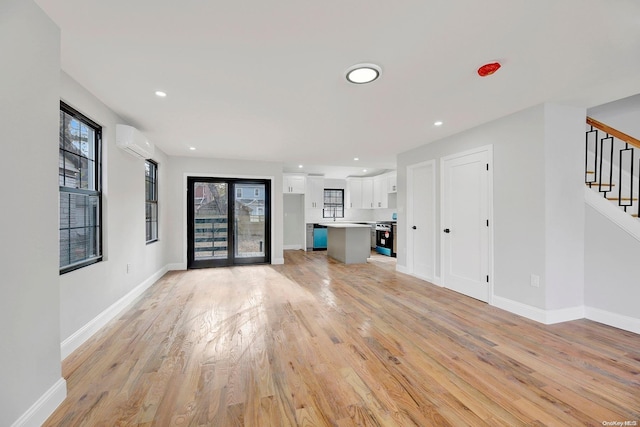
394,265,441,286
491,296,583,325
11,378,66,427
395,264,409,274
586,306,640,334
272,258,285,265
167,262,186,271
545,305,585,324
283,245,302,250
60,265,169,359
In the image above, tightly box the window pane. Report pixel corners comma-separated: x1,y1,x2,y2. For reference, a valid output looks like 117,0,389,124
146,202,158,241
80,123,93,158
59,230,70,267
59,151,66,186
69,117,81,152
59,193,70,229
59,110,65,148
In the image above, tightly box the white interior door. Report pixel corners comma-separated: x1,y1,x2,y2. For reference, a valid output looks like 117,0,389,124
441,148,491,302
407,161,436,281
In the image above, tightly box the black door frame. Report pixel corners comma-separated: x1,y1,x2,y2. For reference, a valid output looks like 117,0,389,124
187,177,271,269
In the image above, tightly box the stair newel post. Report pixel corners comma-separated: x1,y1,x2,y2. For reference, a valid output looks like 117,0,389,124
586,125,597,187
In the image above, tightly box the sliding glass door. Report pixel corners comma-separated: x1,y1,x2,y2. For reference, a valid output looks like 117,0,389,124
187,177,270,268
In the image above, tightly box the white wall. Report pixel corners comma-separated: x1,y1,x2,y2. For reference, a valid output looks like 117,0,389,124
543,104,586,310
584,205,640,320
588,93,640,137
165,156,284,266
59,72,170,346
0,1,65,425
398,105,548,308
283,194,304,248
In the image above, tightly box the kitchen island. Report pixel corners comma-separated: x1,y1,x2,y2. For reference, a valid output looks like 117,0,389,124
325,223,371,264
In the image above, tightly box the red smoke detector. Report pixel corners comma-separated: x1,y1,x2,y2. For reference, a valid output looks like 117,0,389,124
477,62,501,77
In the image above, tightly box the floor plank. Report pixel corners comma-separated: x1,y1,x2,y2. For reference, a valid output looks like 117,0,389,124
44,251,640,426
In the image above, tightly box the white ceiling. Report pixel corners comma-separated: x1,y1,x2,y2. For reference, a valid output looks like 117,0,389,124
35,0,640,178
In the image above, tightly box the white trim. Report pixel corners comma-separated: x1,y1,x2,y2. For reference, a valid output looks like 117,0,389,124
11,378,66,427
586,306,640,334
545,305,585,324
395,264,409,274
283,244,302,250
167,262,186,271
492,296,549,324
405,159,436,280
492,296,584,325
584,187,640,243
272,257,285,265
60,265,168,359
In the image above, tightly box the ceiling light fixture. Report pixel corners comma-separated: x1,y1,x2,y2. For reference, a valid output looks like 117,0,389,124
346,63,381,84
155,91,167,97
434,121,443,126
189,146,196,151
363,169,368,173
354,157,359,161
298,164,303,168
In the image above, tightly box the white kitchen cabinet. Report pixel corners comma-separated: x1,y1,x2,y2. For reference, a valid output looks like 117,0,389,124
373,175,388,208
306,176,324,210
346,178,362,209
283,174,306,194
361,178,374,209
387,172,397,193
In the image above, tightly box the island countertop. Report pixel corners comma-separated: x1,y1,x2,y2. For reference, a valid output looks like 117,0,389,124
323,223,372,229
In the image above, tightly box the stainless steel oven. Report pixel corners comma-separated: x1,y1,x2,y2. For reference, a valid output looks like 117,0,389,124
375,222,396,257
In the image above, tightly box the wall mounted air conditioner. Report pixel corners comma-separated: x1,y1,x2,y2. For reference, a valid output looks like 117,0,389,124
115,124,154,159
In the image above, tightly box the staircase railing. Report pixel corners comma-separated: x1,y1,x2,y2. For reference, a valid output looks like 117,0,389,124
586,117,640,218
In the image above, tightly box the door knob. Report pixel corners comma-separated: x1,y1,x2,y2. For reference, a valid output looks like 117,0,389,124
412,225,417,230
443,228,450,233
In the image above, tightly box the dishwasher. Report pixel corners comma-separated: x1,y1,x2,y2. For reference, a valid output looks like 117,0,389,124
312,224,327,250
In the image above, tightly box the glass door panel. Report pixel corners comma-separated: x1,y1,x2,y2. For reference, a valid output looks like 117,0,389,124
234,182,266,258
194,181,228,261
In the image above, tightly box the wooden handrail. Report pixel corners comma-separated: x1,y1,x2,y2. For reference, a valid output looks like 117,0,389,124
587,117,640,150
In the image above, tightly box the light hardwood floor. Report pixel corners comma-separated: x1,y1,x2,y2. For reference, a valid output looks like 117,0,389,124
45,251,640,426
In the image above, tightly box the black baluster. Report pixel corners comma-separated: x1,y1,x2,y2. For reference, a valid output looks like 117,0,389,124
586,126,597,186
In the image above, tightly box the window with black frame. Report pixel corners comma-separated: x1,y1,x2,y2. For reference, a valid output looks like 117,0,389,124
323,188,344,218
59,103,102,273
145,160,158,243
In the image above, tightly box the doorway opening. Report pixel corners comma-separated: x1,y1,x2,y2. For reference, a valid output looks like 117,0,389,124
187,177,271,268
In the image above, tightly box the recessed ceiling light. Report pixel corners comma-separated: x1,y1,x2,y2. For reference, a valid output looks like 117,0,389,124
363,169,368,173
354,157,359,161
434,121,443,126
189,146,196,151
298,164,303,168
155,91,167,97
346,64,381,84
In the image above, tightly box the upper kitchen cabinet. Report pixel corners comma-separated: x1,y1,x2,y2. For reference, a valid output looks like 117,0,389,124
306,176,324,210
283,174,306,194
387,172,397,193
373,175,388,208
346,178,362,209
362,178,374,209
